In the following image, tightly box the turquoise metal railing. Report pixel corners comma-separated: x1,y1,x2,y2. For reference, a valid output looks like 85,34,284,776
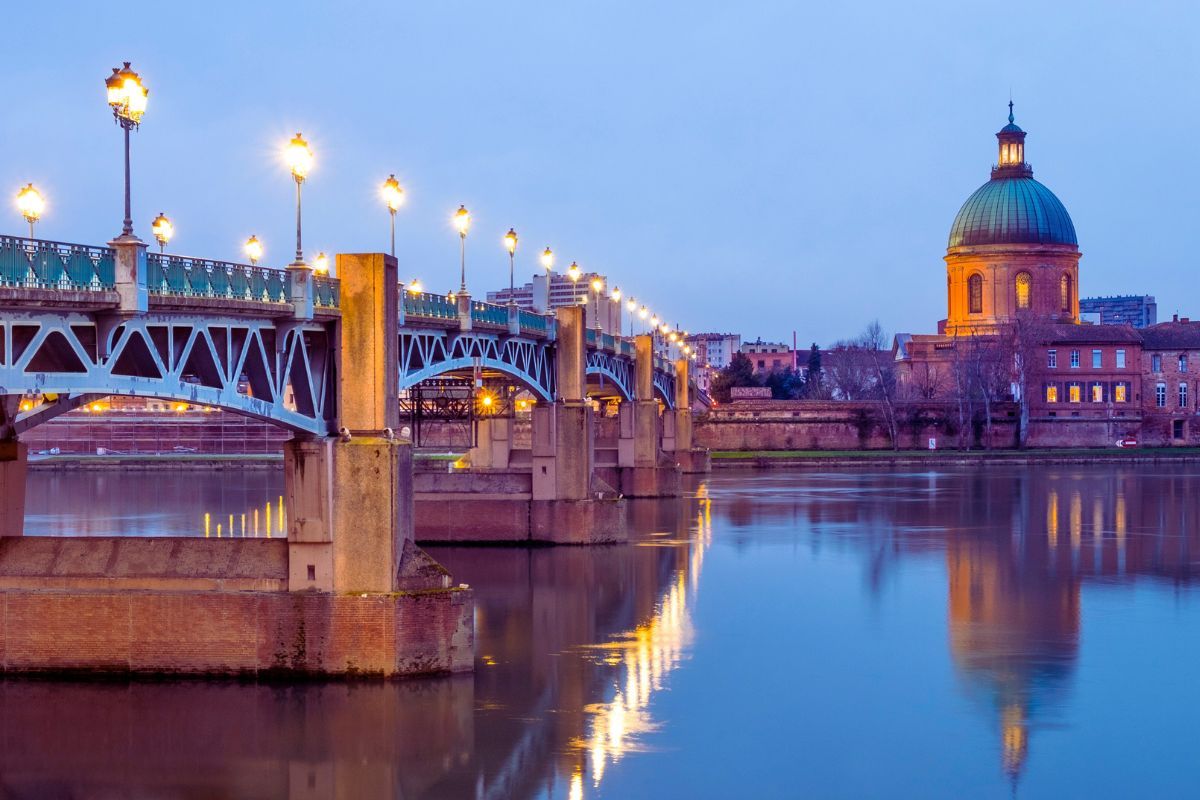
601,333,616,352
518,309,549,336
403,291,457,321
471,301,508,327
147,253,289,303
0,236,115,290
313,275,340,308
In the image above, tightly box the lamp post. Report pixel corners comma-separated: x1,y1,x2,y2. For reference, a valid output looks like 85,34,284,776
639,305,649,335
626,296,637,337
151,212,173,253
16,184,44,240
503,228,518,305
381,174,404,257
610,286,621,336
104,62,148,239
453,205,470,292
244,235,263,266
590,277,604,331
540,246,554,272
284,133,313,267
313,252,329,274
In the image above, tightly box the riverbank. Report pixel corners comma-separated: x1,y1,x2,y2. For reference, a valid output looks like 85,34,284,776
711,448,1200,468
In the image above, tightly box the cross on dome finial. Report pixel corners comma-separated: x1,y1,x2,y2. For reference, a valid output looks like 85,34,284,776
1008,99,1015,124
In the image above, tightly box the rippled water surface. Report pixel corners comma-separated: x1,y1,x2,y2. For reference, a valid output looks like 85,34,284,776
12,464,1200,798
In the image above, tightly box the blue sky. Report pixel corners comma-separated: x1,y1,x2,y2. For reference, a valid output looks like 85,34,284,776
3,0,1197,346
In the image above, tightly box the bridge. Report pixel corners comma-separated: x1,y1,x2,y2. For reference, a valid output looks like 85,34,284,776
0,234,682,438
0,232,708,678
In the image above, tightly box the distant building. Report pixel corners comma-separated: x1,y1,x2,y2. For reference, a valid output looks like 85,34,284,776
487,270,623,334
1079,295,1157,328
741,339,793,374
685,333,741,371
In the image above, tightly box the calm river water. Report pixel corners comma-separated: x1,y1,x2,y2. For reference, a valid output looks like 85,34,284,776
11,464,1200,798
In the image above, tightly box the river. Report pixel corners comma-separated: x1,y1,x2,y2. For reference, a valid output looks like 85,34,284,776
9,464,1200,798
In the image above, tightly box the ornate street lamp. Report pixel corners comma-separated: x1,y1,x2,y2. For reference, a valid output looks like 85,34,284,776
284,133,313,267
590,277,604,331
453,205,471,292
540,246,554,272
567,260,581,284
381,174,404,257
104,62,148,238
16,183,44,240
407,277,423,294
151,212,173,253
313,252,329,274
503,228,518,305
626,296,637,337
244,235,263,266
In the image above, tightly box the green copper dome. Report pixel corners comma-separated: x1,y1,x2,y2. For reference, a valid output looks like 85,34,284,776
948,176,1077,248
948,106,1078,249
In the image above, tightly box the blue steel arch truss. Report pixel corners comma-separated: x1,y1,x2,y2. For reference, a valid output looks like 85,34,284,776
0,312,335,435
398,329,556,401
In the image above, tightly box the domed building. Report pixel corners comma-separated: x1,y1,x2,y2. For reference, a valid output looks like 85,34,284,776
943,104,1081,335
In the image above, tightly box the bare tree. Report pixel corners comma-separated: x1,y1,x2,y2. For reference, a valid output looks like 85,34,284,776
859,320,900,450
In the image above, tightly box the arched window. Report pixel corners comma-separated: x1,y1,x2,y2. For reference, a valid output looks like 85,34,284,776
1060,273,1072,313
968,274,983,314
1015,272,1032,310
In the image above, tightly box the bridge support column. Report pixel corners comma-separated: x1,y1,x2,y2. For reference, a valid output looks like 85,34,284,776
286,253,451,592
0,440,27,538
665,357,710,474
617,335,681,497
530,306,624,543
468,416,512,470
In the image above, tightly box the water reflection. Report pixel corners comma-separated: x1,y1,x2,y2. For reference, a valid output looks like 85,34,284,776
12,465,1200,796
707,465,1200,787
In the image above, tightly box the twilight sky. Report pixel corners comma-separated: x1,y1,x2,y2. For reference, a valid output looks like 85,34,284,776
3,0,1197,347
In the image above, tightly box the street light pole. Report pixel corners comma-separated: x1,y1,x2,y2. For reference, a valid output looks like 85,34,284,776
381,174,404,258
104,62,148,239
454,205,471,292
504,228,518,305
285,133,312,266
16,184,44,240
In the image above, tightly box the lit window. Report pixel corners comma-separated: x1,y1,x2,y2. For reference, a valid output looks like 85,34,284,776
1116,349,1126,369
1070,350,1080,368
1060,274,1072,312
1153,354,1162,372
1181,383,1189,408
1180,355,1189,373
1092,384,1103,403
1092,349,1102,369
1047,349,1057,368
1015,272,1032,310
1046,385,1058,403
1156,383,1167,408
968,274,983,314
1069,384,1081,403
1115,383,1127,403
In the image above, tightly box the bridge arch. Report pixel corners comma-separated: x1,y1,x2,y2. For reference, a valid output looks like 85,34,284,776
0,314,334,436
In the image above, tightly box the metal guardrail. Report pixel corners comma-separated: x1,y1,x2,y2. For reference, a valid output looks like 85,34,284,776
147,253,289,304
313,275,339,308
518,309,548,335
471,301,507,327
404,291,457,320
0,236,116,290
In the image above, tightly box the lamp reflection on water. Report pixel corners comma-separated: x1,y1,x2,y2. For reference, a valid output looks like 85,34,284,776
202,495,285,537
566,485,713,794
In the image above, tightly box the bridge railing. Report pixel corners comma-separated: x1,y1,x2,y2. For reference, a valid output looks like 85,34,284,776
403,291,457,321
470,300,508,329
147,253,290,304
518,309,549,336
0,236,116,290
313,275,340,308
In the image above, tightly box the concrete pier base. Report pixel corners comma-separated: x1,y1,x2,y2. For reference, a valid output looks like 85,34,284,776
0,537,473,678
0,441,27,538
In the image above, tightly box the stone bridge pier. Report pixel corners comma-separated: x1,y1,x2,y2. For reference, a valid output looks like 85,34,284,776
0,251,473,678
415,306,626,544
